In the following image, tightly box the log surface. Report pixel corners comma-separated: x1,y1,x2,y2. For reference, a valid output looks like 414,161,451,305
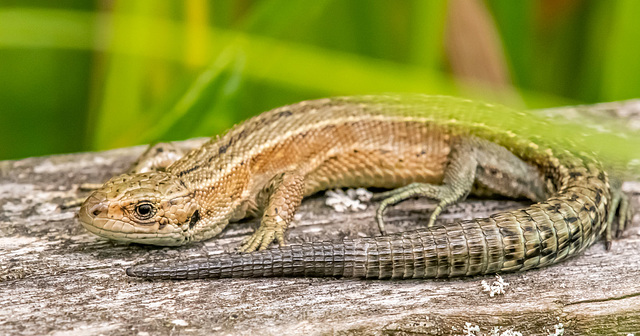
1,102,640,336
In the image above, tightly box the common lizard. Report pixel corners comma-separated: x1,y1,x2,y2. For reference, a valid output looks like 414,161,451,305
77,95,631,279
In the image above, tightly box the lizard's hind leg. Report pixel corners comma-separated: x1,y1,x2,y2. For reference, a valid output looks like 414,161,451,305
374,136,546,235
616,192,632,237
604,180,633,250
374,155,476,235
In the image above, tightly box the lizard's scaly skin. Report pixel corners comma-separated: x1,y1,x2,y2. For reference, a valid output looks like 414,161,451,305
77,95,626,279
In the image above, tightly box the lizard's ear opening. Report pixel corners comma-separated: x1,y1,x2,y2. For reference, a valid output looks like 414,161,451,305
188,210,200,230
162,194,201,231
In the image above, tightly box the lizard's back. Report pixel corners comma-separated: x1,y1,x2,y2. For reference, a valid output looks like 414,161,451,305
167,96,552,198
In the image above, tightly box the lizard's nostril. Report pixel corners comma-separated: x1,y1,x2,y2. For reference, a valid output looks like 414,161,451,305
89,203,107,218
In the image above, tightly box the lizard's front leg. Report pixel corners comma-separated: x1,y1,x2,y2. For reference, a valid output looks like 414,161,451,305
238,171,306,252
129,142,186,173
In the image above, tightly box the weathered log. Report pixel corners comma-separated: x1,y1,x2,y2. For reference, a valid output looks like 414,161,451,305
1,101,639,336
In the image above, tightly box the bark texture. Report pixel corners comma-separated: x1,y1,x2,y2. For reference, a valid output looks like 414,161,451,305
1,102,640,336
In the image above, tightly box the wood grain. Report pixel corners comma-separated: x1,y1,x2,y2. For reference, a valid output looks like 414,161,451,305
1,103,639,336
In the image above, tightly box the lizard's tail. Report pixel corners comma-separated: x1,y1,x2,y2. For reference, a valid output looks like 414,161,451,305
125,240,373,279
125,214,558,280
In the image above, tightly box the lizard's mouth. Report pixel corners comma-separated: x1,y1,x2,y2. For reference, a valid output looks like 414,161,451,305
77,192,188,246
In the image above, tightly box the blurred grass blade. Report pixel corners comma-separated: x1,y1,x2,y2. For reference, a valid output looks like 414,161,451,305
134,45,241,144
485,0,534,88
240,0,332,35
602,0,640,101
0,8,93,49
93,1,155,149
408,0,447,68
184,0,209,69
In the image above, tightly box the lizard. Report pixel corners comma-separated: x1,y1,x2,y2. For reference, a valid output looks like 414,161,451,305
76,95,631,280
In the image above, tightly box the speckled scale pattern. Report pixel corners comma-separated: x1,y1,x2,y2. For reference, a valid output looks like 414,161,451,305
124,95,621,279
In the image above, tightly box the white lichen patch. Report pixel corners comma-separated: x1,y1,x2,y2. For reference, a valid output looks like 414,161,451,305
463,322,480,336
325,188,373,212
458,323,573,336
547,323,564,336
481,275,509,297
489,327,523,336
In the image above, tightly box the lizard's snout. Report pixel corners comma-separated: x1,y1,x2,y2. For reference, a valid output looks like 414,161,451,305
78,192,108,224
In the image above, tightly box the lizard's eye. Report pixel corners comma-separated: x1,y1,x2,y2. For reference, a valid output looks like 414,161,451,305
134,202,156,220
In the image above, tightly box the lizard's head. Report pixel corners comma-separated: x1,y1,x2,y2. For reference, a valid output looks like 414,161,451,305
78,172,200,245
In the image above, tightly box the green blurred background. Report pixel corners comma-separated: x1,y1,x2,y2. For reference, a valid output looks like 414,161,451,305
1,0,639,160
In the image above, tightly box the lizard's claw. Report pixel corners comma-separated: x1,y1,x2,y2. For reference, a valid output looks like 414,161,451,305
604,189,633,249
238,226,286,252
374,182,454,235
616,192,632,238
374,183,430,235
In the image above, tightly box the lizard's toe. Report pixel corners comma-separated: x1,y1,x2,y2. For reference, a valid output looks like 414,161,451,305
257,231,276,251
615,192,632,238
275,230,287,247
239,227,284,252
239,230,265,252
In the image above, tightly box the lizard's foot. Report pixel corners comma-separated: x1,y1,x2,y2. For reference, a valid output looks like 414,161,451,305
238,217,287,252
615,192,632,238
239,171,302,252
604,189,633,250
374,182,457,235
